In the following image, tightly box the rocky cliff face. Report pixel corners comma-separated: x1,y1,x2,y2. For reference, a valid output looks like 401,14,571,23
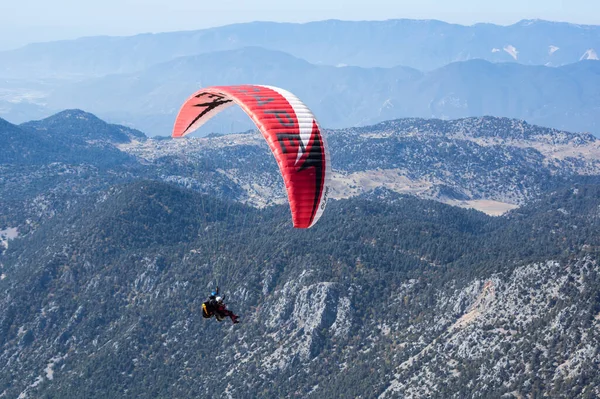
2,180,599,398
2,112,600,398
380,258,600,398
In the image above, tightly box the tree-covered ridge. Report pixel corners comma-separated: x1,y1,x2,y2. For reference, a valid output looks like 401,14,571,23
0,111,149,231
1,110,144,167
3,111,600,242
1,179,599,398
20,109,146,143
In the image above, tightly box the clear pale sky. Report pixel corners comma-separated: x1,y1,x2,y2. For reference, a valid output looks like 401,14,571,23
0,0,597,50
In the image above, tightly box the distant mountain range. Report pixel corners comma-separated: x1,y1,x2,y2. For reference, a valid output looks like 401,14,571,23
50,49,600,136
0,47,599,136
0,19,598,136
0,19,598,78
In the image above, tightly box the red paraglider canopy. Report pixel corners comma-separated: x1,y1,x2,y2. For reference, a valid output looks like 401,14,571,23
172,84,331,228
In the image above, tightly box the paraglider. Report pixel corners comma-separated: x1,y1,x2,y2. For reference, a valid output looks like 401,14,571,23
202,287,240,324
172,84,331,228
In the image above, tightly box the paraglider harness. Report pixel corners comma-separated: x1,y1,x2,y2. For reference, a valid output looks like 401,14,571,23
202,287,239,324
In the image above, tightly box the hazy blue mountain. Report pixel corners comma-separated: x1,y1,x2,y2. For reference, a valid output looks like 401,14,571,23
0,19,598,80
42,48,600,136
44,47,422,135
408,59,600,134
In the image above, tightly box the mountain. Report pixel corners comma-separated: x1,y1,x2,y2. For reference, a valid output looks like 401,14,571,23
410,59,600,134
0,110,149,234
2,110,600,397
0,19,598,80
20,109,146,144
5,47,598,136
120,115,600,217
3,111,600,235
1,178,599,398
46,47,423,135
0,117,42,164
0,109,145,165
1,19,598,136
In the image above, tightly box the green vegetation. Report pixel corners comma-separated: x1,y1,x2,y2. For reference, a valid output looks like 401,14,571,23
1,179,599,398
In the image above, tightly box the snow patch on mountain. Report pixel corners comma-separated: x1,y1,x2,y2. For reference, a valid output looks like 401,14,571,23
549,45,560,55
580,49,599,61
380,98,394,113
503,45,519,60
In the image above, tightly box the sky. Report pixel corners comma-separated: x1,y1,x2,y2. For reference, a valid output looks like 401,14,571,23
0,0,597,50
